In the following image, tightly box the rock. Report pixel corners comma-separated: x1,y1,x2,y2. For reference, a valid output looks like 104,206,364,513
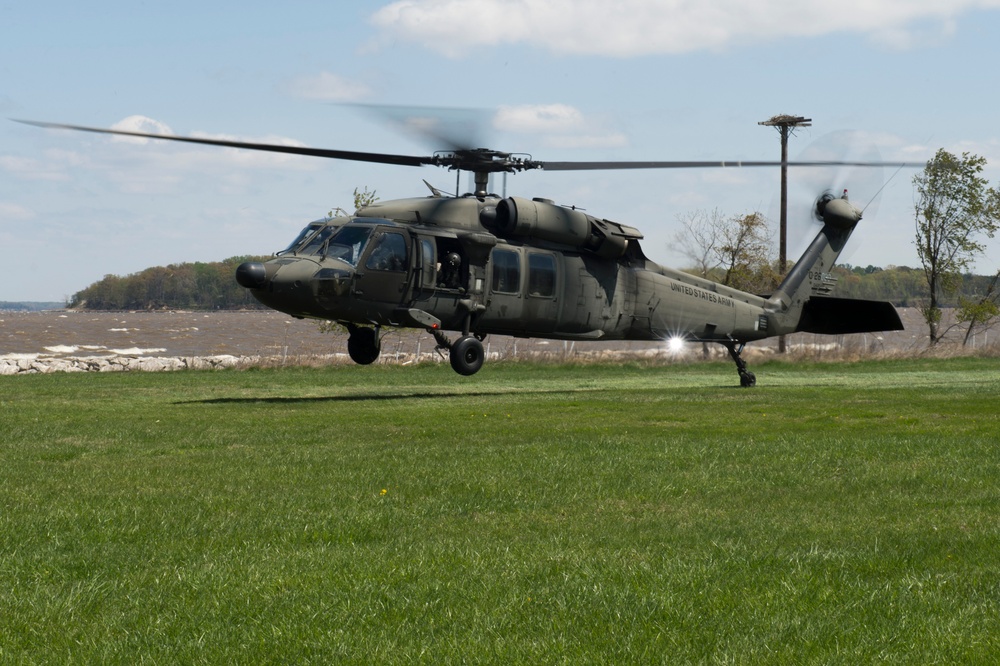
0,354,267,375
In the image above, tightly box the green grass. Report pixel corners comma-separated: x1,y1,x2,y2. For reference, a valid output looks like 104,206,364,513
1,358,999,663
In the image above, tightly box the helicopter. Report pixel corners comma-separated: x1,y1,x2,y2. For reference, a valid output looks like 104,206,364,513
18,116,914,386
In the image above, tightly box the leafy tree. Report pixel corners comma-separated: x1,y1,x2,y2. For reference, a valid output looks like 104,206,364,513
353,186,379,210
69,256,269,310
913,149,1000,345
958,270,1000,346
715,212,777,294
329,187,379,218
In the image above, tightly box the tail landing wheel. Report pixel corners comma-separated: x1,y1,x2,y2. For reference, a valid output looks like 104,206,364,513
724,341,756,388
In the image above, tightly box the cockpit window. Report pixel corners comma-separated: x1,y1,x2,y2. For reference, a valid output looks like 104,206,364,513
281,222,326,254
299,225,339,256
325,225,373,266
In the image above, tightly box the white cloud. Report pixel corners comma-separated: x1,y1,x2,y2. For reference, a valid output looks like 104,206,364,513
28,116,328,196
98,143,323,196
493,104,628,149
0,202,36,221
110,115,174,144
369,0,1000,57
869,17,959,49
0,154,73,181
494,104,586,134
284,72,373,101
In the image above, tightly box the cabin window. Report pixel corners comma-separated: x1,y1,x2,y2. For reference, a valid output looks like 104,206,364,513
436,239,464,290
527,253,556,298
420,238,436,287
491,249,520,294
365,232,409,272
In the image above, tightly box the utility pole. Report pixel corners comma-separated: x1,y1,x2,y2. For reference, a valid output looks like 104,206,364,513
759,114,811,354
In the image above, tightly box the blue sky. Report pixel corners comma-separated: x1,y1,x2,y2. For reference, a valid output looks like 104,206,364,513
3,0,1000,302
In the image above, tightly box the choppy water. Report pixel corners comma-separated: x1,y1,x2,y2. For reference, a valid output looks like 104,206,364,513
0,309,643,362
0,306,932,364
0,310,340,360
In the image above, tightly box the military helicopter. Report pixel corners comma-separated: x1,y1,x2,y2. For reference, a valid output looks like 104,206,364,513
19,115,914,386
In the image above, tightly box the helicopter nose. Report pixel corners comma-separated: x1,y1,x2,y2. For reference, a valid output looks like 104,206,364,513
236,261,267,289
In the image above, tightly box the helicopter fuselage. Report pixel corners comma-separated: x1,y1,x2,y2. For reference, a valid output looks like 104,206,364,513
239,198,774,340
238,195,777,353
237,191,902,382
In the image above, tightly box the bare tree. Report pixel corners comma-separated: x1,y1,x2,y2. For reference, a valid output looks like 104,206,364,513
673,209,776,293
672,209,774,355
914,149,1000,345
673,209,725,278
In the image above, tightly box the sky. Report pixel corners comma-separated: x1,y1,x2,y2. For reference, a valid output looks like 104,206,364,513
3,0,1000,302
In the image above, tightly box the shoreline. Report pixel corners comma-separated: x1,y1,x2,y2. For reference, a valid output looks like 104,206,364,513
0,307,979,376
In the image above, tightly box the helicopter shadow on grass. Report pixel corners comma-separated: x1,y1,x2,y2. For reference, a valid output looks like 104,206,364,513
177,377,758,405
178,386,615,406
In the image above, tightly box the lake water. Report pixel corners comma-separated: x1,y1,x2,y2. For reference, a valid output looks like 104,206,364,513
0,307,934,365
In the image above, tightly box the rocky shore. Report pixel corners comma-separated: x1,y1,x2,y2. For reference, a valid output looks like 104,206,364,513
0,354,256,375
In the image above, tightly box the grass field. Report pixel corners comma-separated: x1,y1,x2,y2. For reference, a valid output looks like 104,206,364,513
2,357,999,663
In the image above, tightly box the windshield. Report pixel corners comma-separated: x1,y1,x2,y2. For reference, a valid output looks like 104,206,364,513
298,225,340,256
281,221,330,254
324,225,373,266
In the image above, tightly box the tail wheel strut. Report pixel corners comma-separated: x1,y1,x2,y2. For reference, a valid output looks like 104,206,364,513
724,341,756,388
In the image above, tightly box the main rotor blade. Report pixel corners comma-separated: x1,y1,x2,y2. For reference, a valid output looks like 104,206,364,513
16,119,926,174
535,159,925,171
14,119,435,168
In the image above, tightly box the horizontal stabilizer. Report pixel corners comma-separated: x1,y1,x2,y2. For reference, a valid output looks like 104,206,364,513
796,296,903,335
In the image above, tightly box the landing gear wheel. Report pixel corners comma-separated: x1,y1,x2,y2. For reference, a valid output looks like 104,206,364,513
449,335,484,376
724,341,756,389
347,327,380,365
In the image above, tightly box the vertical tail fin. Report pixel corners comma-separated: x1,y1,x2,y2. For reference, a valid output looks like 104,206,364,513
767,195,862,333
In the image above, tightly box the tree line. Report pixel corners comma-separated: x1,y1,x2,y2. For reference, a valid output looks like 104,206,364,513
682,260,996,308
66,253,996,314
828,264,999,308
68,256,268,310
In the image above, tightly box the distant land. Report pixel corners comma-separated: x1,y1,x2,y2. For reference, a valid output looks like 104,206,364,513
0,302,66,312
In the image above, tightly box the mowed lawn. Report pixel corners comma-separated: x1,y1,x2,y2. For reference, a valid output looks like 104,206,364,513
1,358,998,663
